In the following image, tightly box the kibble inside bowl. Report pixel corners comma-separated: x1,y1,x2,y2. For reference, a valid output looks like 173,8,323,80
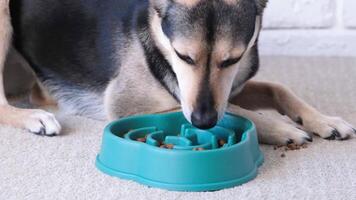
96,112,264,191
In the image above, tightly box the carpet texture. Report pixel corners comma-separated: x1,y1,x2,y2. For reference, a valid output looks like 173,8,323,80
1,57,356,200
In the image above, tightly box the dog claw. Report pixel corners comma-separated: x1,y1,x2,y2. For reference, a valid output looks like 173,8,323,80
287,139,293,144
31,127,46,136
305,137,313,142
325,132,336,140
30,127,57,137
340,135,351,141
333,129,341,138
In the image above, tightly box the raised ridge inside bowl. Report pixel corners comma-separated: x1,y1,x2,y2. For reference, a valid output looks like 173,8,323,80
96,112,264,191
122,123,240,150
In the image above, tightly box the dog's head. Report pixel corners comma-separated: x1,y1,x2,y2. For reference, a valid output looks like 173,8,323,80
150,0,267,129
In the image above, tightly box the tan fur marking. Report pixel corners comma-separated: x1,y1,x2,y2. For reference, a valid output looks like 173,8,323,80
30,81,57,106
222,0,238,5
174,0,201,8
171,38,209,109
210,59,240,119
231,81,315,117
213,40,245,62
172,39,204,63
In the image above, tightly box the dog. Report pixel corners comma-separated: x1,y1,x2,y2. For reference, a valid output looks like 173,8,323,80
0,0,355,144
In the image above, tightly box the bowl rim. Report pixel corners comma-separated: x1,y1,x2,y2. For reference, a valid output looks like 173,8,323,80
104,111,257,153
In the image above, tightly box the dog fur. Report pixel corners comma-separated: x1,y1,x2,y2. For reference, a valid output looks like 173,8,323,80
0,0,355,144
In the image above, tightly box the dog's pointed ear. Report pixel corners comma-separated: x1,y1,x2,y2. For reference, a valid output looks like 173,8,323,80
255,0,268,15
149,0,171,17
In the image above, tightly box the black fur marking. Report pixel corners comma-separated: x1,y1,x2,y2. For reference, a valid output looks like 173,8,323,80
10,0,179,102
205,3,216,44
10,0,124,92
296,117,303,126
245,44,260,81
255,0,268,15
136,6,179,101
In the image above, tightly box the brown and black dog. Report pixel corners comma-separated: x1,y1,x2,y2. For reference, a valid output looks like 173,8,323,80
0,0,355,144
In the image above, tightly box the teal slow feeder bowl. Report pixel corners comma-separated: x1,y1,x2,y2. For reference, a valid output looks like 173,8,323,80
96,112,264,191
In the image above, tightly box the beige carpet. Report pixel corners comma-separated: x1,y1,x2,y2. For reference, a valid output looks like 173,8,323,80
1,57,356,200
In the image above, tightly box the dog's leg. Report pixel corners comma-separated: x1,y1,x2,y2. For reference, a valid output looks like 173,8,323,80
0,1,61,136
0,0,11,105
231,81,356,141
227,104,312,145
30,81,57,107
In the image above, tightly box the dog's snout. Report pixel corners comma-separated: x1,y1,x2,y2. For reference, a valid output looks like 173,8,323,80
191,109,218,130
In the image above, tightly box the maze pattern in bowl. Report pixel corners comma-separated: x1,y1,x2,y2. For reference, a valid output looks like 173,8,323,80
96,112,264,191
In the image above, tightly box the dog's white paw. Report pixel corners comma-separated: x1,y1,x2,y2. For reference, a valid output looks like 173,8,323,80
302,115,356,140
23,109,61,136
303,115,356,140
256,118,312,145
0,105,62,136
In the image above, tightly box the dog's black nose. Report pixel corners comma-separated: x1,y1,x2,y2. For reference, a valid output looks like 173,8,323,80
191,109,218,129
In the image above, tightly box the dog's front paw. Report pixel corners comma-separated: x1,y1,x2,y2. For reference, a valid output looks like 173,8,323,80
0,105,61,136
256,118,312,145
303,115,356,140
24,109,62,136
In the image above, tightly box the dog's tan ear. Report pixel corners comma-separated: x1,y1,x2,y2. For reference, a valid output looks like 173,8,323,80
256,0,268,15
149,0,170,17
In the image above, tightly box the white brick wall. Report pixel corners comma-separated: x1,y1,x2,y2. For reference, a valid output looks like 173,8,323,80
344,0,356,28
259,0,356,56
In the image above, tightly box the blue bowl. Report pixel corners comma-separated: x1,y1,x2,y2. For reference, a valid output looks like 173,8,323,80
96,112,263,191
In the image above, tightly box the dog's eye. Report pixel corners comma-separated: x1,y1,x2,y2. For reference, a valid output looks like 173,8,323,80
219,57,241,68
174,50,195,65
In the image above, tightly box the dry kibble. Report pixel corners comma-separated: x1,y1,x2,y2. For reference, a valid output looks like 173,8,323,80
165,144,174,149
287,143,296,150
285,143,308,151
160,144,174,149
274,142,308,157
136,137,146,143
218,139,226,147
